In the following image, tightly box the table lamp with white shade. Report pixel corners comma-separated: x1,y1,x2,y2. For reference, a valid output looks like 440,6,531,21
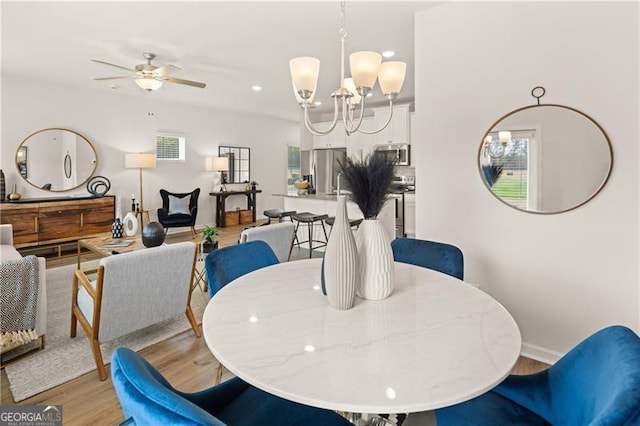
206,156,229,192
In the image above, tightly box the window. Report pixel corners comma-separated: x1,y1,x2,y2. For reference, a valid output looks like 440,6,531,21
287,145,301,194
156,133,185,161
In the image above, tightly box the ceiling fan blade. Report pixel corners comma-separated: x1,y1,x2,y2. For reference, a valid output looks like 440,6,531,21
162,76,206,89
155,64,180,76
91,59,136,73
94,76,134,81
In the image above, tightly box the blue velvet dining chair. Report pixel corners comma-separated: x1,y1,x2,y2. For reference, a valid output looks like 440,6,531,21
205,240,279,299
391,238,464,280
204,240,279,383
111,347,352,426
435,325,640,425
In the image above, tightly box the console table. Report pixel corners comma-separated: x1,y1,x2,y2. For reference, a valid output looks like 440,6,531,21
210,190,261,227
0,195,115,251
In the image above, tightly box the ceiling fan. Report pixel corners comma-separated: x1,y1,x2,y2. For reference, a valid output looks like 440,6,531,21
92,52,206,91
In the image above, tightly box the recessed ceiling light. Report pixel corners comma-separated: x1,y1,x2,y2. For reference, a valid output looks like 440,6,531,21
251,85,262,92
314,101,322,106
382,50,396,58
366,92,373,98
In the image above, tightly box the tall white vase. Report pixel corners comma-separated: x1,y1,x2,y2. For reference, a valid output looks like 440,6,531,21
323,195,359,310
355,219,394,300
122,211,139,237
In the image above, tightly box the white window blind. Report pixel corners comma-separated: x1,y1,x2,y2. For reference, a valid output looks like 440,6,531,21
156,134,185,161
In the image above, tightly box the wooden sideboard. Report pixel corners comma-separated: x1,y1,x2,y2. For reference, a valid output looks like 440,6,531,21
0,195,115,249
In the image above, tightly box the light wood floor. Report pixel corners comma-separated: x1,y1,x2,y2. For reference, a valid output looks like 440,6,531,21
1,222,550,424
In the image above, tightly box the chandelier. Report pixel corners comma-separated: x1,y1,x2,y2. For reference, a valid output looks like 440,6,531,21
289,0,406,136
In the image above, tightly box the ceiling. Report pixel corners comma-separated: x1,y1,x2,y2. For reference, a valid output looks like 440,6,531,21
1,1,436,122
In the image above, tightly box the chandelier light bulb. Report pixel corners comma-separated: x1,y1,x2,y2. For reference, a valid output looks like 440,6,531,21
292,80,316,106
378,61,406,96
343,78,361,105
289,57,320,94
349,51,382,90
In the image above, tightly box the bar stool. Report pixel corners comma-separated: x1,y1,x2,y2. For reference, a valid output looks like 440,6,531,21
325,216,363,234
292,212,329,258
263,209,297,224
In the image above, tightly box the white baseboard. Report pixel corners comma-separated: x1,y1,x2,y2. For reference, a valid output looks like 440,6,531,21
521,342,563,365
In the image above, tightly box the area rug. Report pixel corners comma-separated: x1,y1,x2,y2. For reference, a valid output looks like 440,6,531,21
4,262,208,402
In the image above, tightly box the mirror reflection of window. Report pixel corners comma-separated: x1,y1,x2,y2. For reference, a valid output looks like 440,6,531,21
479,104,612,214
218,146,250,183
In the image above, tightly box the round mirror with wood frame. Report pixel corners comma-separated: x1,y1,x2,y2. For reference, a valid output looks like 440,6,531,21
478,88,613,214
16,128,98,192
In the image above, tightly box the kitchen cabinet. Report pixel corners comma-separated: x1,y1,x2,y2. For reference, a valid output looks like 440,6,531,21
0,196,115,248
374,103,411,145
346,116,377,159
312,121,346,149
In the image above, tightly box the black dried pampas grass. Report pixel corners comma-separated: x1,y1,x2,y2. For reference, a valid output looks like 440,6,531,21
339,154,395,219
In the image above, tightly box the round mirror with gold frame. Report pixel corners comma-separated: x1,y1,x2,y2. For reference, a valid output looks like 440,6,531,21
478,87,613,214
16,128,98,192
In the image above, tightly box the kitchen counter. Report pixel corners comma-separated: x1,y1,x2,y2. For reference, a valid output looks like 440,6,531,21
275,193,396,243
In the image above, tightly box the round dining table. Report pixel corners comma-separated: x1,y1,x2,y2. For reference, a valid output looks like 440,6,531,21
202,259,521,415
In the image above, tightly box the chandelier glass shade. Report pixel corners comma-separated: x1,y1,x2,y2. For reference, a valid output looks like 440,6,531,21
289,1,406,136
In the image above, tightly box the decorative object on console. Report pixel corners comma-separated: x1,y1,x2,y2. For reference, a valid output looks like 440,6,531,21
142,222,165,248
250,180,258,191
340,154,395,300
0,169,5,201
7,184,21,201
124,152,156,216
122,212,139,237
323,195,358,310
111,218,124,239
289,0,406,136
86,176,111,197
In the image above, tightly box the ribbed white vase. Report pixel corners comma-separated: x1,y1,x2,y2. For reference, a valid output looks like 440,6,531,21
122,212,139,237
323,195,358,310
355,219,394,300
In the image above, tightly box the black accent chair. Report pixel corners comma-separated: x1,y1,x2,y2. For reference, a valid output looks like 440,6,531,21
157,188,200,237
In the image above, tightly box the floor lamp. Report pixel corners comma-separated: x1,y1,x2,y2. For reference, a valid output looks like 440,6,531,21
125,153,156,226
206,156,229,192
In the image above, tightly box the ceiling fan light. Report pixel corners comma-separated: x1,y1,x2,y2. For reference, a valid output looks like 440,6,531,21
378,61,406,96
289,57,320,95
135,77,163,91
349,51,382,89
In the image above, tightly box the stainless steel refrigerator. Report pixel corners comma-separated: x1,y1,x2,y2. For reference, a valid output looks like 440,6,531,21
301,148,347,194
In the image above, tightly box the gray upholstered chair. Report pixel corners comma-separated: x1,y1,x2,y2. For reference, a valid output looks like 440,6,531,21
0,224,47,353
70,241,199,380
239,222,295,262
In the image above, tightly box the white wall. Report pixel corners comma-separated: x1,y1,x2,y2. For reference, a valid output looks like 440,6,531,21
1,75,298,230
415,1,639,362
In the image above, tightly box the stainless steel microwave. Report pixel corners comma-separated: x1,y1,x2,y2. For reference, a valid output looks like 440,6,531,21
373,143,411,166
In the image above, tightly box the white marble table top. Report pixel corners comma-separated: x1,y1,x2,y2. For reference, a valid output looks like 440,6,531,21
202,259,521,414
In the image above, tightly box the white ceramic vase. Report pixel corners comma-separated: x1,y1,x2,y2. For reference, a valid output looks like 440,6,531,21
355,218,394,300
323,195,359,310
122,211,139,237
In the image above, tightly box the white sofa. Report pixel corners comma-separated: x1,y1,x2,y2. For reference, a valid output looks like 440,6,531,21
0,224,47,348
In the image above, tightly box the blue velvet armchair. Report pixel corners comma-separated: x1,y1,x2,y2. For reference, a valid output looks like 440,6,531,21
391,238,464,280
435,325,640,425
111,347,352,426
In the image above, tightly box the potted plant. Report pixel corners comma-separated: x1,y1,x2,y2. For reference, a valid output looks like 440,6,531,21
339,153,396,300
200,225,219,253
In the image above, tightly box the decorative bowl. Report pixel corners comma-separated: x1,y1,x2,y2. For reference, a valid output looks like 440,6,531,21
294,180,309,190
